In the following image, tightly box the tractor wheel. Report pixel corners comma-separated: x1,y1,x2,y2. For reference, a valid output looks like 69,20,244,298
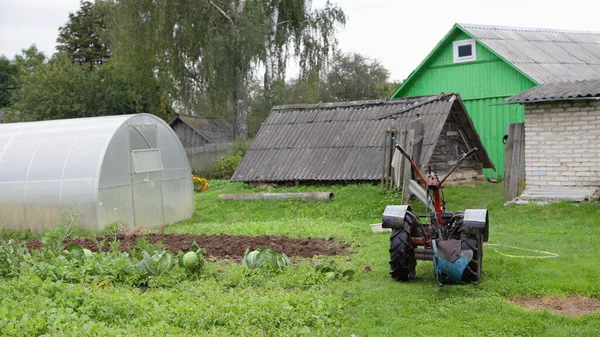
460,233,483,284
389,215,416,282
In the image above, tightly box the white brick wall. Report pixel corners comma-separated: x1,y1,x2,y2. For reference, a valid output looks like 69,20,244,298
524,100,600,188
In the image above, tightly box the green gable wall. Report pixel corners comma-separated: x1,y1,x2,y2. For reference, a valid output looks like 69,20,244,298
393,29,536,178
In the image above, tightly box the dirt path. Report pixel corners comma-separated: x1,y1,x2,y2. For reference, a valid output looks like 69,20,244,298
26,233,349,261
510,296,600,317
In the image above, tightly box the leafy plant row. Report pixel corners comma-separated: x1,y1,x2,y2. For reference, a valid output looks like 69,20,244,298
0,232,355,290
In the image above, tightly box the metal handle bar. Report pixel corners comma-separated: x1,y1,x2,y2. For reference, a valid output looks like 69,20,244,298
439,147,478,185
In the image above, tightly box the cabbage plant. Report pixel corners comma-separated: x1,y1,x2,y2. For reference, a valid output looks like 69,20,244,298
136,250,175,276
242,248,289,270
177,241,206,273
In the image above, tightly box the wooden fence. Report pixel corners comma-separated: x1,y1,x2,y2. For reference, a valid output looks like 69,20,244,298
503,123,525,202
381,119,424,204
185,142,232,171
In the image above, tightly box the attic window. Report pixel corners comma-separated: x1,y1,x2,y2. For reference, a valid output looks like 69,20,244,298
453,39,476,63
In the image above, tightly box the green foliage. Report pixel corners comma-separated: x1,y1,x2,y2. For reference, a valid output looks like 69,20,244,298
211,139,250,179
313,260,355,281
57,0,111,68
248,51,399,137
242,248,290,270
212,153,243,179
110,0,345,138
136,250,176,277
0,228,40,241
320,52,392,102
0,239,28,278
14,55,162,121
29,246,143,286
126,237,167,262
0,56,19,108
3,182,600,336
40,214,78,252
13,45,46,75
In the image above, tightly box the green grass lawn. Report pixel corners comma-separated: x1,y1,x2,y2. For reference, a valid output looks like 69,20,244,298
1,180,599,336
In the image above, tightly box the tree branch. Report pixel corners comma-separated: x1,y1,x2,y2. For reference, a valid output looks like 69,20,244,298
208,0,235,26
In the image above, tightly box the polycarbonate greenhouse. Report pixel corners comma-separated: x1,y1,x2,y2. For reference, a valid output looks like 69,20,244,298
0,114,194,231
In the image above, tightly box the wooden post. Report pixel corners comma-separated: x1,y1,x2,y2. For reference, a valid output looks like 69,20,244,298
390,129,403,190
401,128,415,205
381,129,387,189
409,119,424,169
504,123,525,202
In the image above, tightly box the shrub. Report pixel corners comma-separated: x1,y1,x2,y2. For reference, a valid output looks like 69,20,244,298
213,152,244,179
212,138,250,179
0,239,29,278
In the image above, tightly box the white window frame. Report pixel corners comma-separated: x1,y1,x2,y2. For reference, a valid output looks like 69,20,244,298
131,148,163,174
453,39,477,63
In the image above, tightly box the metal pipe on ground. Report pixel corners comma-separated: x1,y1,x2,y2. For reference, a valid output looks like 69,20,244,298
217,192,334,201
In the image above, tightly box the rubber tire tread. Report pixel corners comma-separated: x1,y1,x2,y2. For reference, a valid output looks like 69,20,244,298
460,234,482,284
389,215,416,282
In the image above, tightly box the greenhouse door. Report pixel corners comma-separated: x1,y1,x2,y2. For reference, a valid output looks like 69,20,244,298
130,125,165,228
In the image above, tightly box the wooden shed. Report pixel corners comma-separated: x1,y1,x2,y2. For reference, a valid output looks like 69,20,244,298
169,114,233,148
231,94,494,183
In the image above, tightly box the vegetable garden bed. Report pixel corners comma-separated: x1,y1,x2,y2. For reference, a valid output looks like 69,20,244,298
25,233,348,262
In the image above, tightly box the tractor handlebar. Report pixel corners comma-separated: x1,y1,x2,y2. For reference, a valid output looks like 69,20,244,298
392,137,410,159
463,147,478,159
439,147,478,185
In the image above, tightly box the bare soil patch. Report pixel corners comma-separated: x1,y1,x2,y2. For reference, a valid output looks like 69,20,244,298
26,233,349,262
510,296,600,317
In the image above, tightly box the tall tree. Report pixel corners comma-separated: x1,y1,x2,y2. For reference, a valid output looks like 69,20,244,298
319,52,391,102
0,56,19,108
109,0,345,139
57,0,111,69
14,45,46,75
15,55,161,121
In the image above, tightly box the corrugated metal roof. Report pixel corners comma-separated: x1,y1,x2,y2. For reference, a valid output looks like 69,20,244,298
232,94,494,182
170,115,233,143
460,24,600,84
507,79,600,102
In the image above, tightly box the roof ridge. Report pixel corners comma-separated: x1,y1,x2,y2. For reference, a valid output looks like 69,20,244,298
271,95,450,112
458,23,600,36
180,114,224,120
377,93,451,120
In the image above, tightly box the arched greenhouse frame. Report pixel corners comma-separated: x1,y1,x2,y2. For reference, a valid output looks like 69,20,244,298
0,114,194,231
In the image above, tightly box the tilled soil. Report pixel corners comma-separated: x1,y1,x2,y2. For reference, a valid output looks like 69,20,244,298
510,296,600,317
26,233,349,261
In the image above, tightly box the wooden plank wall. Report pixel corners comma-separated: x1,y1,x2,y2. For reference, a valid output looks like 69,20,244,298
172,120,210,148
503,123,525,202
186,143,232,171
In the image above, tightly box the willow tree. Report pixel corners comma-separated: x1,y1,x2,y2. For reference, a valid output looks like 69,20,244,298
109,0,345,139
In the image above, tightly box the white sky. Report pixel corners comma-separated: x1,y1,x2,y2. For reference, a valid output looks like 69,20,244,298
2,0,600,82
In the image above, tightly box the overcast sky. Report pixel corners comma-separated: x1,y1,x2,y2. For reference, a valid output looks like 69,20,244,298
2,0,600,82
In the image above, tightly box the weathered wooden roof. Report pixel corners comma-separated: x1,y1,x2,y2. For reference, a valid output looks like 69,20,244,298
507,79,600,103
170,115,233,143
231,94,493,182
460,24,600,84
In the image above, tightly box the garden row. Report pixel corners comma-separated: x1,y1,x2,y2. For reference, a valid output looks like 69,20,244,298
0,224,355,290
